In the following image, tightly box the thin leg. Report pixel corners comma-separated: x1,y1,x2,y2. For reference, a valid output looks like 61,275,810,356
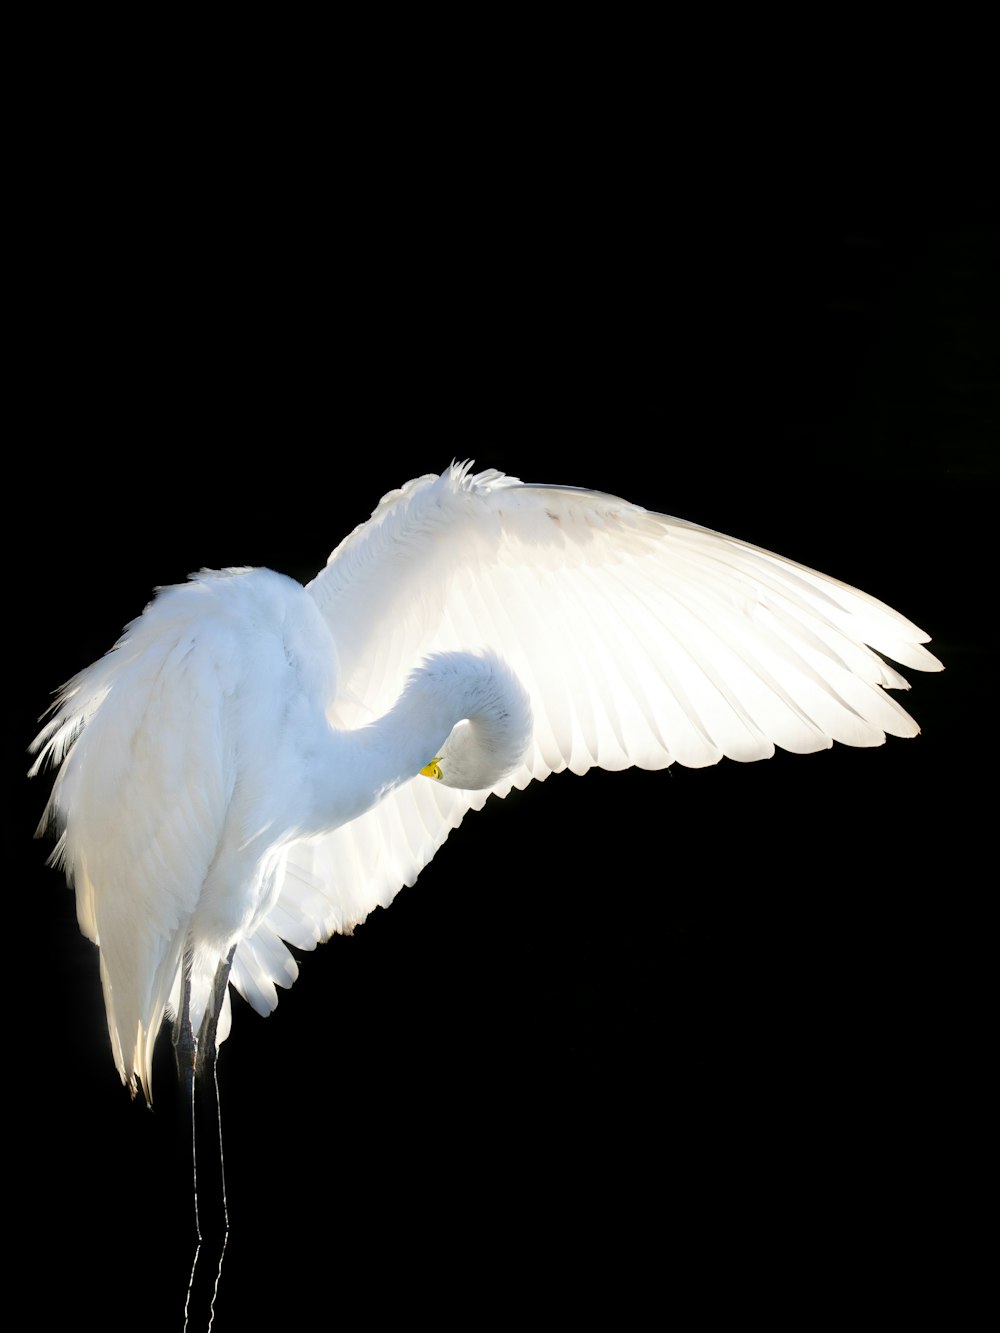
173,961,201,1257
195,945,236,1083
181,947,236,1333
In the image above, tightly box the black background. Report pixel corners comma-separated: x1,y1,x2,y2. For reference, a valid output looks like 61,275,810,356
10,76,994,1331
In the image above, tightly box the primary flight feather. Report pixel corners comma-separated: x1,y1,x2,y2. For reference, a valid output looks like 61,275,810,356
31,462,941,1101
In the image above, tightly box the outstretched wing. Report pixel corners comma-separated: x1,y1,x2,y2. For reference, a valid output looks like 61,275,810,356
256,462,941,950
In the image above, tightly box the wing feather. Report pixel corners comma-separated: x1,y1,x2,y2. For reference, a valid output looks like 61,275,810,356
265,464,940,948
31,580,236,1098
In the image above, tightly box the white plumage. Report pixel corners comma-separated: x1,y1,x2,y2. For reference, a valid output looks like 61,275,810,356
31,462,941,1101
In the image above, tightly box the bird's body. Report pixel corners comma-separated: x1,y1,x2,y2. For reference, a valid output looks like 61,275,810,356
31,463,942,1103
35,568,343,1094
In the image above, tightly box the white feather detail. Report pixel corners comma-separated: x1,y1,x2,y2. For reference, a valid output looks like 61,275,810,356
31,463,941,1099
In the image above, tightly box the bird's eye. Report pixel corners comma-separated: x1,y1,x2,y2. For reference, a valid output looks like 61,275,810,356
420,759,443,781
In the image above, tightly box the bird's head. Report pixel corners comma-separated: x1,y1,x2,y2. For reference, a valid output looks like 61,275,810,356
415,651,533,791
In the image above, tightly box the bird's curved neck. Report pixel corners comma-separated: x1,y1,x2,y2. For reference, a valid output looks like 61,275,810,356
309,652,530,833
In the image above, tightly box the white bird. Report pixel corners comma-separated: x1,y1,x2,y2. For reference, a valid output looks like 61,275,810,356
31,461,942,1106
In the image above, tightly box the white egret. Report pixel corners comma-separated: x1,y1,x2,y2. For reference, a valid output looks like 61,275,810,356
30,461,941,1323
